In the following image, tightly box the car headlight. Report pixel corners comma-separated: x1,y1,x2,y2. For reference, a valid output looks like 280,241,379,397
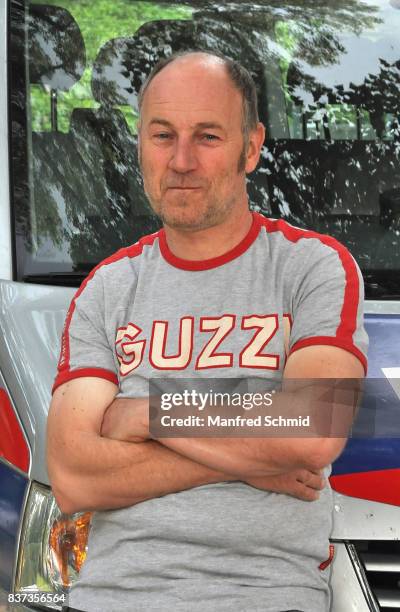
14,482,91,609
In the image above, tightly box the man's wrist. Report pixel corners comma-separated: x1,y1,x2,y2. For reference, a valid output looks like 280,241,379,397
207,469,237,484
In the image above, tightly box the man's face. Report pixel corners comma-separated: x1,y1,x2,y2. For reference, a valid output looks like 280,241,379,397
138,56,252,231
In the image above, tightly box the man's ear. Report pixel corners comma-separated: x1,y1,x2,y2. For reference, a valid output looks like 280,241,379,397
245,122,266,174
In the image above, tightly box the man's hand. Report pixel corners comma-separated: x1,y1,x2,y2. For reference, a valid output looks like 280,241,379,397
245,469,326,502
101,397,149,442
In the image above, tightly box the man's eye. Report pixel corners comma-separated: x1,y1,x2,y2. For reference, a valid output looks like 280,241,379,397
201,134,219,141
154,133,172,140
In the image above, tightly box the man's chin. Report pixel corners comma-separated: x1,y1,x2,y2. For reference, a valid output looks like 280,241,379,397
161,214,215,232
157,204,221,232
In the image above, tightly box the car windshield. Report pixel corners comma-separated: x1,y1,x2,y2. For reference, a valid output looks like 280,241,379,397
9,0,400,297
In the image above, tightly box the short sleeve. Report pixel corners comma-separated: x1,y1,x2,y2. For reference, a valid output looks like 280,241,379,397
288,238,369,373
53,269,118,393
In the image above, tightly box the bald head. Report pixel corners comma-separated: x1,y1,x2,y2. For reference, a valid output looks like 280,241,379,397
138,50,259,144
141,53,232,112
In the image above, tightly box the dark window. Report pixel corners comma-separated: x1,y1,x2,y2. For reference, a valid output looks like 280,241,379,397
9,0,400,297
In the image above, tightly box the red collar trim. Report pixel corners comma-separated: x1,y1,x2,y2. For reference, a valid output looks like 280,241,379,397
159,212,261,271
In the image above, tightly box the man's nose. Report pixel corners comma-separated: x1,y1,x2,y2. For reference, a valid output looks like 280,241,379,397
168,136,198,173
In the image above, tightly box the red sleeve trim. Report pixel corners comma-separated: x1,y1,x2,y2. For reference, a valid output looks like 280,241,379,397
57,232,160,375
289,336,367,374
256,214,362,344
52,368,118,394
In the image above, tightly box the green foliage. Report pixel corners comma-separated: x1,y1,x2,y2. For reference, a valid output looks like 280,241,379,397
30,0,192,132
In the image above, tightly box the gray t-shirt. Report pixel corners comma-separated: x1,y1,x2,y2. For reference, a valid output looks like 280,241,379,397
54,212,368,612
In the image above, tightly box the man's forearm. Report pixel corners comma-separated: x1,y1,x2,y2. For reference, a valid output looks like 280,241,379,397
100,399,319,478
156,436,328,477
154,379,358,476
48,433,230,514
104,389,352,478
155,393,347,476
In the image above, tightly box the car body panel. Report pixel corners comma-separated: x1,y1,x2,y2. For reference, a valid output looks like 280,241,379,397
0,281,74,484
330,542,371,612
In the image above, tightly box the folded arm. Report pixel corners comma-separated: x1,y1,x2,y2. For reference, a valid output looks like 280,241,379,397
155,347,364,476
48,377,326,515
157,346,364,476
46,377,233,515
105,346,364,478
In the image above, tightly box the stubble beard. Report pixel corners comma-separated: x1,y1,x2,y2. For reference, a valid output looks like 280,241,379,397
158,185,241,231
145,176,242,232
139,142,247,232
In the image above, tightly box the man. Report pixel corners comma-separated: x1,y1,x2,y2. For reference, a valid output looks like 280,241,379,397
47,51,368,612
